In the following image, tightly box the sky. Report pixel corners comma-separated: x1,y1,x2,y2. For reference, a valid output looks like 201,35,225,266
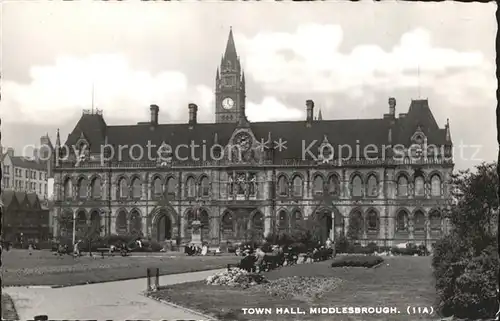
0,1,497,171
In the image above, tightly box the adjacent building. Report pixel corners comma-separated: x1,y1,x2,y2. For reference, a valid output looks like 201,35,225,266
1,190,51,244
2,135,54,201
52,29,453,249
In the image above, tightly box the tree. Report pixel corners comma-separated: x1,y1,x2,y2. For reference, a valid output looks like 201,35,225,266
56,213,103,255
432,162,499,319
347,215,363,241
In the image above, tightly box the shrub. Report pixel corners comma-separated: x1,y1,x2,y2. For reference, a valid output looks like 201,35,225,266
335,235,350,253
260,242,273,253
331,255,383,268
288,242,308,254
433,233,498,319
391,247,419,256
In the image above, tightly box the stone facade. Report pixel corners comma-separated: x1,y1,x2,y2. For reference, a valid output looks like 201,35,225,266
51,29,453,249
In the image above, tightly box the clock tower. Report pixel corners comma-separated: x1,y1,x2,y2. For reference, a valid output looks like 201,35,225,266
215,27,246,123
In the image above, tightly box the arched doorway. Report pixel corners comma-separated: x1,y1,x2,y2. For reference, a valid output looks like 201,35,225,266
155,210,172,242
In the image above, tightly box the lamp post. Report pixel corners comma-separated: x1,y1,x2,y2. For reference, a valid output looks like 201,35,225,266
72,211,76,246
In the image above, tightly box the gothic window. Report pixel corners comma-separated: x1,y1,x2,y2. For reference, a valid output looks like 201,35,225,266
63,178,73,200
397,176,408,196
414,211,425,232
278,210,289,231
277,175,288,196
351,175,363,197
292,176,303,197
292,210,302,229
199,176,210,197
252,212,264,232
165,177,176,198
118,178,128,199
367,210,379,232
116,210,128,234
328,175,340,196
313,175,324,195
129,210,142,235
90,177,101,199
431,175,441,197
248,174,257,196
131,177,142,199
186,210,194,230
348,211,364,239
367,175,378,197
90,211,101,237
199,210,210,241
186,177,196,198
396,211,408,232
77,177,88,199
429,211,442,231
415,176,425,196
75,211,87,235
152,177,162,199
222,212,234,238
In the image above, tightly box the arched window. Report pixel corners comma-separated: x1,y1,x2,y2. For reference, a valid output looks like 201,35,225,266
367,210,379,231
118,178,128,199
199,210,210,241
116,210,128,234
292,176,303,197
131,177,142,199
60,211,73,237
396,211,408,232
221,212,234,239
429,211,442,231
278,210,289,231
367,175,378,197
165,177,176,198
313,175,324,195
414,211,425,232
129,210,142,235
352,175,362,197
78,177,88,199
277,176,288,196
348,211,364,239
153,177,162,199
63,178,73,200
328,175,340,196
186,177,196,198
90,177,101,199
187,210,194,229
415,176,425,196
75,211,87,235
252,212,264,233
397,176,408,196
199,176,210,197
431,175,441,197
89,211,101,236
292,210,302,229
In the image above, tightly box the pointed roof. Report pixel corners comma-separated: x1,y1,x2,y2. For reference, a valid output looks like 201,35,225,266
318,109,323,121
224,27,238,60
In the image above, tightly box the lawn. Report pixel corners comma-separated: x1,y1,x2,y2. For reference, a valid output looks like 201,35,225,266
1,249,240,286
150,256,439,321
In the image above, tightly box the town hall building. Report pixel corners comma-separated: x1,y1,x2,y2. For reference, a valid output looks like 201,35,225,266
52,29,453,249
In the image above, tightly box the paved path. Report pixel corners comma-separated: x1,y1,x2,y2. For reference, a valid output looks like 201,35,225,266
3,269,224,321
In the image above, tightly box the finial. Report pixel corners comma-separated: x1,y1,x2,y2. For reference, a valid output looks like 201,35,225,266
446,118,449,126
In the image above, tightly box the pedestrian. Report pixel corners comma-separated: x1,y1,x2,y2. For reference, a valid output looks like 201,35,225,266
73,240,81,258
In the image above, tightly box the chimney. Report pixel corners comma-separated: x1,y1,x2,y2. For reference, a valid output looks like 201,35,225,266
306,100,314,123
188,103,198,125
7,148,14,157
388,97,396,117
150,105,159,125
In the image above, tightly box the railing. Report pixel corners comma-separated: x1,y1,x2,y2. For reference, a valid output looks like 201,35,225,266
55,157,454,170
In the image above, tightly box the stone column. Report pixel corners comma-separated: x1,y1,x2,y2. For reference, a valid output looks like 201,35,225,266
408,214,414,240
264,206,272,237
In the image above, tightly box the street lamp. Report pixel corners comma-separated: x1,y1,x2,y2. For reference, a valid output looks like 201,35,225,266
72,211,76,246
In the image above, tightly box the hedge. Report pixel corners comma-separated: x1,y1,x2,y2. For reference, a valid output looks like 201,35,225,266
331,255,384,268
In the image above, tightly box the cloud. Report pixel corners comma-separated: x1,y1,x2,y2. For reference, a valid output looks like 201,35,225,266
1,54,214,125
247,97,303,122
239,25,494,107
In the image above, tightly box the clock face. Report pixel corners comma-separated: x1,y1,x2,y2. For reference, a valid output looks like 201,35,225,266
234,132,252,151
222,97,234,110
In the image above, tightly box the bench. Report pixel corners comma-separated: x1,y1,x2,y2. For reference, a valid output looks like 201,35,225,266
96,248,114,258
208,247,222,255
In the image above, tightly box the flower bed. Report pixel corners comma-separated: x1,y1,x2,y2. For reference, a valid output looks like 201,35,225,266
206,268,268,288
331,255,384,268
249,276,342,302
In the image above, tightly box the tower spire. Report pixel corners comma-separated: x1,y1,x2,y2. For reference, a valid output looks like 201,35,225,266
317,108,323,121
55,128,61,147
224,27,237,60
